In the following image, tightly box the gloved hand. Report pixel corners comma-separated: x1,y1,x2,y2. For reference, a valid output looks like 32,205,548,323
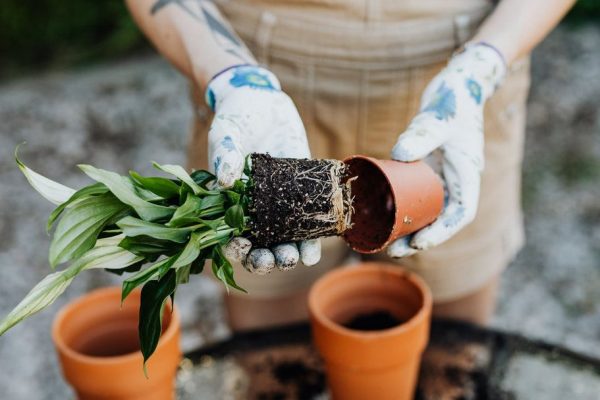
205,64,321,274
388,43,506,258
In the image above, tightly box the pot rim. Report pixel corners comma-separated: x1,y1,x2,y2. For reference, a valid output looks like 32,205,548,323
52,286,180,365
342,155,398,254
308,262,432,339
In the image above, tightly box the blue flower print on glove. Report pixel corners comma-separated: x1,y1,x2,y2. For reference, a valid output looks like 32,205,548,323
213,155,222,174
465,78,482,104
229,67,278,91
221,136,235,151
423,82,456,121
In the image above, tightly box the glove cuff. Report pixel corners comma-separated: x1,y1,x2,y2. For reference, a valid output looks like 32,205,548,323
205,64,281,111
469,41,507,69
450,42,507,99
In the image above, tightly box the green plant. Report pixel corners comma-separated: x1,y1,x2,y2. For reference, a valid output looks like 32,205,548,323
0,148,357,373
0,148,250,370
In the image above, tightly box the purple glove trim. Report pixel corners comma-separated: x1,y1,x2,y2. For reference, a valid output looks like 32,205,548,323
473,41,507,68
208,63,257,86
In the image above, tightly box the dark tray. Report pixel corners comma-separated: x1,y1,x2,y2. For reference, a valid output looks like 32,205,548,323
181,319,600,400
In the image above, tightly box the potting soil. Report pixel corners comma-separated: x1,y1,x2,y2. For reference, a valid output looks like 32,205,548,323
343,310,405,331
249,154,353,247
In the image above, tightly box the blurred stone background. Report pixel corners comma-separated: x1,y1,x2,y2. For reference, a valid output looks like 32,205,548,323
0,2,599,399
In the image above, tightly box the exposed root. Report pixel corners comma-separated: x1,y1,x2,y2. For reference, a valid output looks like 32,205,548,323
306,163,354,235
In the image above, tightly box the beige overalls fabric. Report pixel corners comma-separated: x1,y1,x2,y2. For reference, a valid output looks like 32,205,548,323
188,0,530,302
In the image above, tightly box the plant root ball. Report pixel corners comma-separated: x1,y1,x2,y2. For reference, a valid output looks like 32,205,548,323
249,154,353,247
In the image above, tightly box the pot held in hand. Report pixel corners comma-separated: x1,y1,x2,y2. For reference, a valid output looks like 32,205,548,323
52,287,181,400
248,154,444,252
308,262,432,400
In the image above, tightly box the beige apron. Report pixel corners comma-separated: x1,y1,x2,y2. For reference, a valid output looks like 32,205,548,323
188,0,530,302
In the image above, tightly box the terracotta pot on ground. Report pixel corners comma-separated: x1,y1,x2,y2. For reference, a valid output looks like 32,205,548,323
52,287,181,400
308,262,432,400
343,156,444,253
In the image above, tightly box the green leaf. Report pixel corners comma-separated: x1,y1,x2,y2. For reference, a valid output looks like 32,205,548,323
118,236,176,258
0,240,142,335
167,194,202,227
121,230,208,301
212,246,246,293
225,190,241,205
139,269,177,369
49,193,130,268
79,165,173,221
121,255,177,302
190,169,216,187
167,232,205,271
196,226,234,250
47,183,109,232
133,186,164,202
232,179,246,194
199,208,225,219
0,271,76,336
153,162,214,196
243,154,253,176
15,146,76,205
176,264,192,284
197,194,226,218
198,217,223,231
190,254,206,275
94,234,130,247
116,216,197,243
225,204,245,230
199,194,225,210
178,182,192,204
129,171,180,199
86,242,144,271
104,261,144,276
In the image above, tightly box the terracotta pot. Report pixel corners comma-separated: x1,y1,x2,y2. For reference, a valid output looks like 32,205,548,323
308,262,432,400
52,287,181,400
342,155,444,253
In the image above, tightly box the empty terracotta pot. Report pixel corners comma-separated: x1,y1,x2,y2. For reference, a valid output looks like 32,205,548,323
308,262,432,400
52,287,181,400
342,156,444,253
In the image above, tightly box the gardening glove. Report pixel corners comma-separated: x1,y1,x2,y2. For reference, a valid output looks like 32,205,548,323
388,43,506,258
205,64,321,274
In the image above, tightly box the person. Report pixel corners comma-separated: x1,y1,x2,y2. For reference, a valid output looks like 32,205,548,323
126,0,575,330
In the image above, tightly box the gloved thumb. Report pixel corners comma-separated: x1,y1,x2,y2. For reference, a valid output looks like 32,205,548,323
391,114,449,162
208,116,245,188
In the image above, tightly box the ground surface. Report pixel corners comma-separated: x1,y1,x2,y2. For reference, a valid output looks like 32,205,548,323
0,23,598,399
176,321,600,400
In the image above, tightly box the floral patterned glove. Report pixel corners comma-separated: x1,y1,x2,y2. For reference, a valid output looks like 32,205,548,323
205,65,321,273
388,43,506,258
